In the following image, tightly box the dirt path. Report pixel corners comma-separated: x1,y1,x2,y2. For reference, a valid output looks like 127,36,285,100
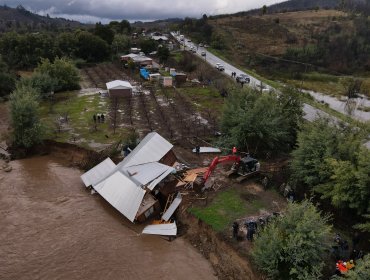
0,156,217,280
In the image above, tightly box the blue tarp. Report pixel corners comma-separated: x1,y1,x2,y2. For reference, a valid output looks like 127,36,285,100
140,68,149,80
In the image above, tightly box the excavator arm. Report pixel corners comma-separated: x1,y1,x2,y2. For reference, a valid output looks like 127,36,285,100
203,155,241,183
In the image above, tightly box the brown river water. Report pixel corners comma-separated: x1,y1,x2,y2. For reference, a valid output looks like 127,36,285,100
0,156,217,280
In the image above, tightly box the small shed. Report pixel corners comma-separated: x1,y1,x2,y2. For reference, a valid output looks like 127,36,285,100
149,73,161,81
174,73,187,85
161,76,173,87
106,80,133,98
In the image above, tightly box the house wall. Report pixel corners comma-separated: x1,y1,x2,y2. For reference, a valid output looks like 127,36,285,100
159,150,177,166
136,200,161,223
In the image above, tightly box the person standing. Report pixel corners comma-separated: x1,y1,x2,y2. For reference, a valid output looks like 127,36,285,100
195,145,200,156
232,222,239,239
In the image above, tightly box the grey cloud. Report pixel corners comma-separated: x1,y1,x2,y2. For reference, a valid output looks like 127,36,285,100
2,0,284,22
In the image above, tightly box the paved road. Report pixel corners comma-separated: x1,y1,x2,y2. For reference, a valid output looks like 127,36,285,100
171,33,370,148
171,32,326,122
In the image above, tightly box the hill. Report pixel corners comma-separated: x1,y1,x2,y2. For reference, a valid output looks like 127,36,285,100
0,5,84,32
182,8,370,96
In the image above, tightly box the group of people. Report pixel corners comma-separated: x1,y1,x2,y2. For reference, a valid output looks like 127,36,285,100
333,232,365,276
231,72,237,78
93,113,105,123
232,213,280,242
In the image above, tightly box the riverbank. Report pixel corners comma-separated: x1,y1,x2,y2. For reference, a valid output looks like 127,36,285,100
0,155,218,280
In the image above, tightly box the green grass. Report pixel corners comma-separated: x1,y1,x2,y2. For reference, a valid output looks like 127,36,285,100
39,91,129,149
162,85,224,114
189,188,271,232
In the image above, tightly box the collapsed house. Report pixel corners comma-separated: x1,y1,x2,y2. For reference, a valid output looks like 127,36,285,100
81,132,180,224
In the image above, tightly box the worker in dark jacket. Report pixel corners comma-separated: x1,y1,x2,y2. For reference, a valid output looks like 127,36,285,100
232,222,239,239
246,220,257,241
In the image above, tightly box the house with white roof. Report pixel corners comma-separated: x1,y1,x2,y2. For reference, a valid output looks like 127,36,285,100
106,80,133,98
81,132,178,223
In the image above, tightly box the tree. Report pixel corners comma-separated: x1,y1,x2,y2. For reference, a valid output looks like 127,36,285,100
75,31,110,62
0,56,16,97
262,5,267,15
112,34,131,54
252,201,332,280
139,39,157,54
219,87,303,154
35,57,80,92
94,22,115,45
18,72,57,98
10,85,43,148
157,45,170,63
291,119,370,215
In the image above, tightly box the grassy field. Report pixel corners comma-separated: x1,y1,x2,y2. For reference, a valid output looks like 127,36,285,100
177,86,224,113
189,186,282,232
39,91,127,149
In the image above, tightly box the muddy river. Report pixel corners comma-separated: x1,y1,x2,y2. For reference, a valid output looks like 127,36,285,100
0,156,217,280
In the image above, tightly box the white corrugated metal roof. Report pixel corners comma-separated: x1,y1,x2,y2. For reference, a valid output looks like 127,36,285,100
121,53,138,59
147,167,174,191
80,158,116,187
192,147,222,153
106,80,133,90
142,222,177,236
162,193,182,221
119,132,173,168
94,171,145,222
120,162,173,186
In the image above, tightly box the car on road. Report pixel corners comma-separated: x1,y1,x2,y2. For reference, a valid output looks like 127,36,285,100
236,74,250,83
199,43,204,47
201,51,206,56
191,47,197,53
216,63,225,71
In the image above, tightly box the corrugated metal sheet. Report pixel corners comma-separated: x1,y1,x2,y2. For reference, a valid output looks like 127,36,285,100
120,162,173,186
119,132,173,168
147,167,175,190
80,158,116,187
142,222,177,236
192,147,221,153
106,80,133,90
162,193,182,221
94,171,145,222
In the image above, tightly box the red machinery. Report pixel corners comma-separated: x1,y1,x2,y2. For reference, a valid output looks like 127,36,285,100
203,155,260,184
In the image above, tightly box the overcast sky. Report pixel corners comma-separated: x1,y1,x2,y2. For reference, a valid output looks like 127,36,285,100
2,0,285,23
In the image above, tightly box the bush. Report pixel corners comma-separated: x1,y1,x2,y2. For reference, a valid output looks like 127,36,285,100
252,201,332,280
35,57,80,92
10,85,43,148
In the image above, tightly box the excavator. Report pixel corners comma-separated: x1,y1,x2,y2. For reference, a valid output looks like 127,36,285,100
202,154,260,185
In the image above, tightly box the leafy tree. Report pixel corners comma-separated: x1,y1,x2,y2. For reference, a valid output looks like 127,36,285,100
252,200,332,280
0,56,16,97
219,87,303,154
10,85,43,148
262,5,267,15
290,119,337,187
56,32,78,57
18,72,57,98
291,119,370,215
157,45,170,63
94,22,115,45
139,39,157,54
35,57,80,92
75,31,110,62
112,34,131,54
